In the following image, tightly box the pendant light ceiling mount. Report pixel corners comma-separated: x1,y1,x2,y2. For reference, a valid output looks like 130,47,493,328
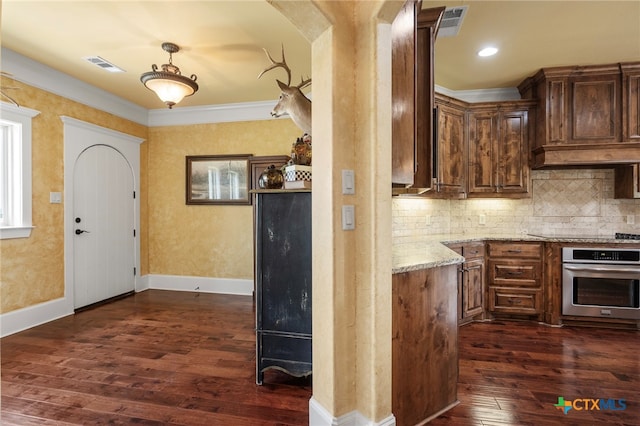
140,42,198,109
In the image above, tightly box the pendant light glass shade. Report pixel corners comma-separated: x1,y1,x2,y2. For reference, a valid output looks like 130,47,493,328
141,42,198,109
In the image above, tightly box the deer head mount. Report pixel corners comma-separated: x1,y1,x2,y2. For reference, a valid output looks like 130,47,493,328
258,46,312,136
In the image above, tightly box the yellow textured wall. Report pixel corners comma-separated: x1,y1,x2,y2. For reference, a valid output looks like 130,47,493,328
146,120,300,279
0,77,147,313
0,76,301,312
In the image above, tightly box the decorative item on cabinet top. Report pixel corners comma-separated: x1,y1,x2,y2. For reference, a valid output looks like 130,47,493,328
258,165,284,189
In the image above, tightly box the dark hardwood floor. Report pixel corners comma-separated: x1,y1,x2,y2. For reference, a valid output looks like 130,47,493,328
431,321,640,426
2,290,638,425
1,290,311,425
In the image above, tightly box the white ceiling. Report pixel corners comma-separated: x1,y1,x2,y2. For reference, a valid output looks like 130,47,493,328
2,1,639,110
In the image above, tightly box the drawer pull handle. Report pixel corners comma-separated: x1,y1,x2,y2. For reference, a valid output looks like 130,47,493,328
507,271,524,275
507,249,522,253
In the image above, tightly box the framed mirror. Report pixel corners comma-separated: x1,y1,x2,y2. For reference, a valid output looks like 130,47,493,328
186,155,251,205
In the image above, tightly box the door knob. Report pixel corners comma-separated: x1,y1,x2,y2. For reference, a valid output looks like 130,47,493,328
75,229,90,235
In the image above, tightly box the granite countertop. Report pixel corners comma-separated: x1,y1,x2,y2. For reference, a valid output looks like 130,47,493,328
392,233,640,274
392,241,465,274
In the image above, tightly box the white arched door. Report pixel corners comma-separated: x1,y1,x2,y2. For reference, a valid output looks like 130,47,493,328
73,144,135,309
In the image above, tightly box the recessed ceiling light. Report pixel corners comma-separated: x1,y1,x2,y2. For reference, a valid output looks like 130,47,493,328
478,47,498,57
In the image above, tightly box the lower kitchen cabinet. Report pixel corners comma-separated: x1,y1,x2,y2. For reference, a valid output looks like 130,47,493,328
447,241,485,325
392,264,458,426
254,191,312,385
487,241,543,320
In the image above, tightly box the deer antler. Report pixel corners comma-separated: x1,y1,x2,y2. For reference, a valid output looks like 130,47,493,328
257,45,291,86
296,76,311,90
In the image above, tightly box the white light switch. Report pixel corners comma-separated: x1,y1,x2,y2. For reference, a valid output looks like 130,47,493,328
50,192,62,204
342,205,355,230
342,170,355,195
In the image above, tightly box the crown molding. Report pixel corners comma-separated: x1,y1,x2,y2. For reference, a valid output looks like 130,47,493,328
2,47,286,128
3,48,521,128
435,84,522,103
2,48,149,126
147,101,286,127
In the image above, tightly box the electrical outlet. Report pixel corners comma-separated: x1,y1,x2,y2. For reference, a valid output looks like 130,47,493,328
627,215,635,225
426,215,432,226
479,214,486,225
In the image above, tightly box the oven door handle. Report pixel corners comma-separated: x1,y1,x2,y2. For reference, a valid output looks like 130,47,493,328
563,265,640,273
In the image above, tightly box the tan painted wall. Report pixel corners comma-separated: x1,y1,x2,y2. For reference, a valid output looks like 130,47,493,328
0,76,301,313
0,77,147,313
146,120,300,279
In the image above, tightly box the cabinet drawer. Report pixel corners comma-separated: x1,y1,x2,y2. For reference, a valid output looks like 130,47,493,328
260,332,312,364
488,259,541,285
446,242,485,259
463,242,485,259
487,242,542,258
489,287,541,315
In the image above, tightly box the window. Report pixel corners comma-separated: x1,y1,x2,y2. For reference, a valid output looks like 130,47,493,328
0,102,40,239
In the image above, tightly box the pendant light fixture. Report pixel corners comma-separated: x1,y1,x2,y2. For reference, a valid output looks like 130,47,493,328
140,42,198,109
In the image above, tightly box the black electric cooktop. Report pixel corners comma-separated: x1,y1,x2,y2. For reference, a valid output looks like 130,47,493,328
527,233,640,240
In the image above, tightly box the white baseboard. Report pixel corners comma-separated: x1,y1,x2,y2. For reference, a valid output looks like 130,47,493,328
309,397,396,426
145,274,253,296
1,274,252,337
1,296,73,337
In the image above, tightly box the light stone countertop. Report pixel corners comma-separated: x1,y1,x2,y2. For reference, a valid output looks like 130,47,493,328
392,241,464,274
392,233,640,274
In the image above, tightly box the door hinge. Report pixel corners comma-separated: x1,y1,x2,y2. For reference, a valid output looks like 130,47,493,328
133,191,136,199
134,267,137,276
133,229,136,237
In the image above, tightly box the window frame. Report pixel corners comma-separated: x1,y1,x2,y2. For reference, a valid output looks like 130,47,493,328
0,102,40,240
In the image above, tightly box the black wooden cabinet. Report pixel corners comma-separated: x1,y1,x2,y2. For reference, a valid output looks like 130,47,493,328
254,191,312,384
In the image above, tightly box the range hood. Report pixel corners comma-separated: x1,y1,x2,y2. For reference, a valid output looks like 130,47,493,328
519,61,640,169
531,142,640,169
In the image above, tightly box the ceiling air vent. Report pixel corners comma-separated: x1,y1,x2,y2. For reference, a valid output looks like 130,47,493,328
83,56,125,73
438,6,468,37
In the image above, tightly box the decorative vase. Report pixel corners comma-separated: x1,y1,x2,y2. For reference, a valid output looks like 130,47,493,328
258,165,284,189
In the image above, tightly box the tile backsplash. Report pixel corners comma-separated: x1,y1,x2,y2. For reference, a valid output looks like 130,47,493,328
392,169,640,245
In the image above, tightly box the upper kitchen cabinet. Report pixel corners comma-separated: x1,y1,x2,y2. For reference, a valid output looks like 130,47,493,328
518,62,640,168
467,102,535,198
432,94,467,197
622,63,640,142
429,94,535,199
391,1,445,192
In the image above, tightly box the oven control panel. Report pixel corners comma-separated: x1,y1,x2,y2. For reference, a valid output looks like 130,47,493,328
563,248,640,264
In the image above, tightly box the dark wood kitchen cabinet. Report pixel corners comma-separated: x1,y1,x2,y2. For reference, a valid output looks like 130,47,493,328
447,242,485,325
615,164,640,199
391,1,444,191
622,62,640,142
254,191,311,385
518,62,640,168
467,102,535,198
432,94,467,197
393,264,458,425
616,64,640,199
487,241,543,321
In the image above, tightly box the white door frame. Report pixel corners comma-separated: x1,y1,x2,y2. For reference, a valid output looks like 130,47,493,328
62,116,144,312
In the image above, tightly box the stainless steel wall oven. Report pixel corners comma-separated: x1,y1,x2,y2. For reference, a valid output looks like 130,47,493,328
562,248,640,320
